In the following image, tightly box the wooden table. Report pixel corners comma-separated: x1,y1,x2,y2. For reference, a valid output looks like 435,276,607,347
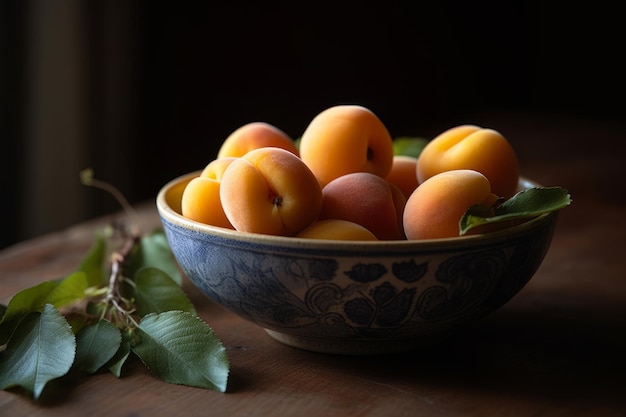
2,113,625,416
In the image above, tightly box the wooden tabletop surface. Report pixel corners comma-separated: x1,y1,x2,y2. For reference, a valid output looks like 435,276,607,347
1,112,625,416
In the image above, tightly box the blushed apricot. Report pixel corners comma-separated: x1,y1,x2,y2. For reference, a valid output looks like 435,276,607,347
320,172,406,240
417,125,519,198
299,105,394,187
217,122,299,159
403,169,493,240
220,147,322,236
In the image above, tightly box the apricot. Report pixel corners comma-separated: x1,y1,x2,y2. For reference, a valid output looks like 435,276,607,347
181,158,237,229
296,219,378,241
200,156,237,179
385,155,419,199
416,125,519,198
320,172,406,240
219,147,323,236
403,169,496,240
299,105,394,187
217,122,299,159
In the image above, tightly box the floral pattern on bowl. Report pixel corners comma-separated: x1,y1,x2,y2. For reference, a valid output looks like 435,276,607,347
157,174,557,355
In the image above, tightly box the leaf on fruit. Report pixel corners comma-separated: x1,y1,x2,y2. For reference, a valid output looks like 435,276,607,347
133,267,196,317
393,137,429,158
133,311,229,392
74,320,122,374
459,186,572,235
0,304,76,399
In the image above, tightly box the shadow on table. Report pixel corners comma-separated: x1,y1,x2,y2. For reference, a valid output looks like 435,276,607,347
277,302,626,408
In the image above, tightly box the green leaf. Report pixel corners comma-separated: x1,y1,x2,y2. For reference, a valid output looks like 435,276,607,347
133,267,196,317
78,233,107,287
460,186,572,235
0,281,58,345
1,281,58,321
393,136,429,158
3,272,87,318
128,229,182,286
495,186,572,215
0,272,88,345
0,304,76,399
74,320,122,374
48,271,90,307
107,337,131,377
133,311,229,392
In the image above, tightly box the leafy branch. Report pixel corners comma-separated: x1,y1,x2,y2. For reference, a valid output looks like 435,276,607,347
0,171,229,400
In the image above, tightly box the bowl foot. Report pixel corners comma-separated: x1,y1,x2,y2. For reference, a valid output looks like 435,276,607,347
264,329,449,355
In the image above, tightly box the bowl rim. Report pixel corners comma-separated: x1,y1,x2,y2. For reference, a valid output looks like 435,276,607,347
156,171,555,251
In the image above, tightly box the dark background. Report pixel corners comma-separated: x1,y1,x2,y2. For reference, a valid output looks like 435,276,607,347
1,1,624,249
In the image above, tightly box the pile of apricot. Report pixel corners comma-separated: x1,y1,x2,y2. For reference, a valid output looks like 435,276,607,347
180,105,520,241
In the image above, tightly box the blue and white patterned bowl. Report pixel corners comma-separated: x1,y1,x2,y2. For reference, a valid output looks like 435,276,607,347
156,172,558,355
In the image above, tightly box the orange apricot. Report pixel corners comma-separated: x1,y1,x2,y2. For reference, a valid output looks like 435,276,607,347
296,219,378,241
181,157,237,228
416,125,519,198
219,147,322,236
181,177,234,229
200,156,237,179
217,122,298,159
299,105,394,187
403,169,494,240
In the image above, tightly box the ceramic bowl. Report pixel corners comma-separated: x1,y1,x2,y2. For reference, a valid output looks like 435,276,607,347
156,172,558,355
